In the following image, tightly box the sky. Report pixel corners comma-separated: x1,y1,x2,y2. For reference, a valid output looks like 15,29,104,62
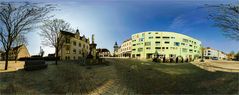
1,0,239,55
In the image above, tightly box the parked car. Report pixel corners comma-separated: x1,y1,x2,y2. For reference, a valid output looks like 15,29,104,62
211,57,218,60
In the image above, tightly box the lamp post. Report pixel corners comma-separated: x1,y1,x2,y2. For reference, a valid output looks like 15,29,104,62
200,46,204,62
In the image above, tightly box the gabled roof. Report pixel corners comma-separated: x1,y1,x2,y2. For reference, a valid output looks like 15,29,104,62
60,30,75,37
60,30,89,43
12,44,24,51
97,48,110,52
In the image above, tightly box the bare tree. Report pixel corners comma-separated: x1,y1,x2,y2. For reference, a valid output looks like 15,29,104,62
39,19,73,65
12,34,27,63
0,2,54,70
206,3,239,40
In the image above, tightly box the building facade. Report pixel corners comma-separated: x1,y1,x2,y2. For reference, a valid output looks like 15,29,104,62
227,54,235,60
1,44,30,60
118,38,132,57
204,47,227,60
97,48,111,57
131,31,201,60
59,30,90,60
113,42,119,57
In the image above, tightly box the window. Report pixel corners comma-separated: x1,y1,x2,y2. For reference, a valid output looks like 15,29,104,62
166,47,168,49
162,37,170,39
66,50,70,54
171,47,177,50
73,49,76,54
146,47,151,50
132,49,136,51
162,47,165,49
145,42,151,46
66,39,70,43
208,53,211,55
171,37,175,39
136,54,140,57
194,50,197,52
182,48,187,52
79,43,81,47
149,36,153,39
142,33,145,37
139,38,144,41
183,39,188,42
73,41,76,46
174,42,180,46
66,47,70,54
155,32,158,34
189,45,192,47
165,41,170,44
133,44,136,46
155,42,160,46
138,48,143,52
79,50,81,54
155,47,161,49
181,43,185,45
156,36,160,39
189,49,193,52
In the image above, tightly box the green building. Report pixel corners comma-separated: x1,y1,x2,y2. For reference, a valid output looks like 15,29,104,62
131,31,201,60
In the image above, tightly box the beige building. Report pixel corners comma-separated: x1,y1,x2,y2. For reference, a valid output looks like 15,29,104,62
116,38,132,57
119,38,132,57
59,30,90,60
204,47,227,60
1,44,30,60
97,48,111,57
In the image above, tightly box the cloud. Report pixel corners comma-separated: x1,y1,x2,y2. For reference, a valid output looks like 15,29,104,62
169,15,192,34
168,8,209,34
169,15,186,30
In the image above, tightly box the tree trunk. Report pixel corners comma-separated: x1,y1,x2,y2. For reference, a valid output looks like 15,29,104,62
4,50,9,70
55,48,58,65
15,55,17,63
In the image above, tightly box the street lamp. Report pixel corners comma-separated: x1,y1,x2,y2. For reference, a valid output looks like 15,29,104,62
200,45,204,62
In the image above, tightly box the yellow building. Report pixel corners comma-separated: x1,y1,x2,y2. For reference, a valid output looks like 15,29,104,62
59,30,90,60
131,31,201,60
1,44,30,60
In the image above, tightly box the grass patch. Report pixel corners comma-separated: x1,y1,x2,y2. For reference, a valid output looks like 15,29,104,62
0,63,112,94
107,58,239,94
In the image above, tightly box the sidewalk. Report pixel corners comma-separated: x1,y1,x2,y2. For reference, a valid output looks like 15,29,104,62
191,60,239,73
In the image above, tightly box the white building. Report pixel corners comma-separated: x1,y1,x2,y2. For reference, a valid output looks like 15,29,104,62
118,38,132,57
204,47,227,60
113,38,132,57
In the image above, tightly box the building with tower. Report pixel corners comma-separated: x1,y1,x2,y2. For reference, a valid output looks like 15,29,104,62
58,29,91,60
113,42,119,57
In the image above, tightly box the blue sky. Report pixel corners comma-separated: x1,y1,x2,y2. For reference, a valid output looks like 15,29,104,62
3,0,239,55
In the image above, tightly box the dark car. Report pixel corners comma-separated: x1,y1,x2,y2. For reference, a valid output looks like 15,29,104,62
212,57,218,60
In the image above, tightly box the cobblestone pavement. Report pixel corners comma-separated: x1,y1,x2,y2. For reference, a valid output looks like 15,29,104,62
88,63,136,95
